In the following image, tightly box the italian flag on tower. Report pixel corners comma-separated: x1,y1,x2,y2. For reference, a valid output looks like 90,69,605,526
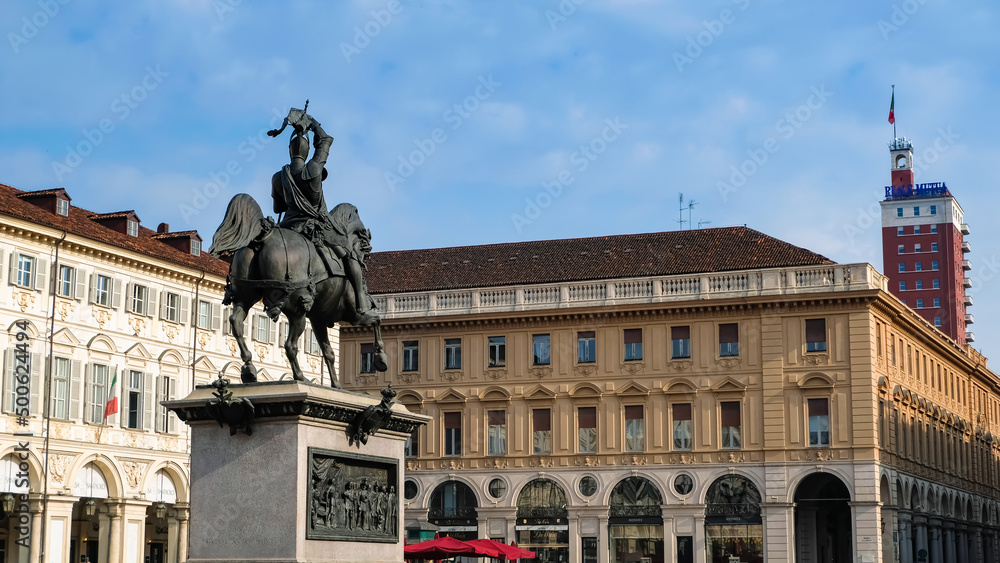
888,90,895,125
104,370,119,419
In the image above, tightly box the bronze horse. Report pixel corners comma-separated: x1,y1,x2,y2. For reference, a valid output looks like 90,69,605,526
209,193,387,387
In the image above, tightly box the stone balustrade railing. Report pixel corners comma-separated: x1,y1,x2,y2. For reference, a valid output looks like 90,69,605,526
372,263,887,319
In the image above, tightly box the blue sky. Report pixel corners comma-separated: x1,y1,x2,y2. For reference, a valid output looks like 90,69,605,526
3,1,1000,357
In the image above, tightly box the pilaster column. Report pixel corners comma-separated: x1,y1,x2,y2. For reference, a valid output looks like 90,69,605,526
762,502,794,563
943,521,957,563
969,524,982,563
660,508,675,563
928,516,942,563
598,515,610,563
914,514,928,563
898,510,912,563
568,515,579,563
28,495,43,563
106,499,125,563
955,523,968,563
175,504,189,563
694,514,707,563
850,501,883,563
121,500,152,563
881,506,898,563
42,496,77,563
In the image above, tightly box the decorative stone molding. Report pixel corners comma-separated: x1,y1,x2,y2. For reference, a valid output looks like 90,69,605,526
575,456,600,467
718,451,745,463
485,457,508,469
122,461,148,490
163,323,180,344
398,372,420,384
669,360,692,373
197,331,212,350
484,369,507,381
669,454,695,464
528,366,553,379
622,455,647,465
226,337,238,356
804,353,830,366
443,458,464,470
406,460,420,471
158,436,180,452
714,357,741,370
128,315,147,337
92,308,112,329
530,457,554,468
807,448,833,461
620,362,645,375
442,370,462,382
12,291,36,313
50,422,69,440
574,364,597,376
255,344,270,362
54,299,74,321
356,374,378,386
49,454,73,485
307,356,321,372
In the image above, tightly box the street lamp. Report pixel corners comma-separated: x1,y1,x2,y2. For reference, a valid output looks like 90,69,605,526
155,503,167,520
1,494,15,514
84,499,97,517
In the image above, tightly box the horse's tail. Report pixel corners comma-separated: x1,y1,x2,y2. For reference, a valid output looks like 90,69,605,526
208,194,265,257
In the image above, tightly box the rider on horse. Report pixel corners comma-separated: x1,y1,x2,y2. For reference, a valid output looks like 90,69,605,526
267,104,378,325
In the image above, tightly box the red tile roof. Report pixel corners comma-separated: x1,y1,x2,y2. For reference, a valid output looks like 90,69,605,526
365,227,834,294
0,183,229,277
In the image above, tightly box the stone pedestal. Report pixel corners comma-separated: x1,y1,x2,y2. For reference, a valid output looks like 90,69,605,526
166,380,428,563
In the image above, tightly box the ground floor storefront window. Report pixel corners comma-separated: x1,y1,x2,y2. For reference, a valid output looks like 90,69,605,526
706,524,763,563
516,529,569,563
610,524,664,563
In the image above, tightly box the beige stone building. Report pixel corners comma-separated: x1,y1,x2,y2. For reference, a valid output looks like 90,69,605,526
341,228,1000,563
0,183,327,563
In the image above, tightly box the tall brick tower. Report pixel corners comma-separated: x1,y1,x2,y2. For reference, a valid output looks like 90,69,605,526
880,137,973,344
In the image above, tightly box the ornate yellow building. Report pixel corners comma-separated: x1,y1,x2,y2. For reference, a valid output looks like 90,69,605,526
341,228,1000,563
0,184,327,563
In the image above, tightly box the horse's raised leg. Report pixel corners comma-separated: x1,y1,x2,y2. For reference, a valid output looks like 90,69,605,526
313,324,341,389
285,313,308,382
230,302,257,383
372,322,388,372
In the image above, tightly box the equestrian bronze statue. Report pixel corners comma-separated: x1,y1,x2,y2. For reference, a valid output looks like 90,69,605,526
208,103,388,387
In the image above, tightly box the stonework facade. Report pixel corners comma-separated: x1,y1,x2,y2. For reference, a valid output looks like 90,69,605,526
342,231,1000,563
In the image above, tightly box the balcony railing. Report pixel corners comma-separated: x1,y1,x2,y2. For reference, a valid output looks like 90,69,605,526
428,507,478,520
373,263,886,319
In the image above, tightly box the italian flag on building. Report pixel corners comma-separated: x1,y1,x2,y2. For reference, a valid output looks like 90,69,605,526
104,371,119,419
888,91,895,125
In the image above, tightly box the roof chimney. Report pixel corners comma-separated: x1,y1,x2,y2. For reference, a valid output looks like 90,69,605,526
157,222,170,234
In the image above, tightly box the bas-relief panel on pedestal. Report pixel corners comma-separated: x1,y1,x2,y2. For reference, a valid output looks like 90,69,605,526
307,447,399,543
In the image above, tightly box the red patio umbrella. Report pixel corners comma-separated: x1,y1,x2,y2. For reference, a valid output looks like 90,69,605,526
465,538,535,560
404,536,502,560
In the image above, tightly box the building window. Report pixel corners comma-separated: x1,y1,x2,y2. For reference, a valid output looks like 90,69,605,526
444,412,461,456
932,261,939,270
488,410,507,456
916,299,923,308
577,331,596,363
897,208,903,217
897,227,904,235
671,326,691,359
933,298,940,308
404,428,419,457
915,262,922,271
253,314,272,343
899,263,905,273
913,206,920,216
161,292,182,323
623,329,642,361
14,254,36,288
933,279,939,289
55,265,73,298
91,274,114,307
87,364,110,424
532,334,551,366
56,198,69,216
191,240,201,256
808,398,830,447
914,243,921,253
444,338,462,370
578,407,597,453
155,375,176,433
128,283,150,316
127,220,139,237
124,370,144,430
306,330,322,355
719,323,739,357
50,357,71,420
402,341,419,371
930,205,937,215
934,317,941,327
806,319,827,352
899,281,906,291
624,405,645,452
532,409,552,455
930,224,937,233
672,403,693,451
897,245,904,254
931,242,938,252
915,280,923,290
488,336,506,368
914,225,920,234
360,343,376,374
720,401,741,449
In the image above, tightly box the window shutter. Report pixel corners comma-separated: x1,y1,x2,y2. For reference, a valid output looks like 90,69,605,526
578,406,597,429
88,273,97,304
34,259,48,292
110,278,122,309
533,409,551,431
672,326,690,340
74,268,86,300
147,288,158,318
180,296,190,325
159,293,168,319
624,328,642,344
269,319,277,344
109,366,118,424
278,322,288,346
125,283,134,312
673,403,692,421
29,353,41,416
211,303,222,331
2,349,13,412
167,375,178,433
719,323,739,344
806,319,826,343
444,412,461,429
223,306,233,335
808,398,829,416
7,252,16,286
721,402,741,427
578,330,595,339
142,372,154,431
625,405,644,421
69,360,82,420
488,410,506,426
155,376,167,432
83,363,92,423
